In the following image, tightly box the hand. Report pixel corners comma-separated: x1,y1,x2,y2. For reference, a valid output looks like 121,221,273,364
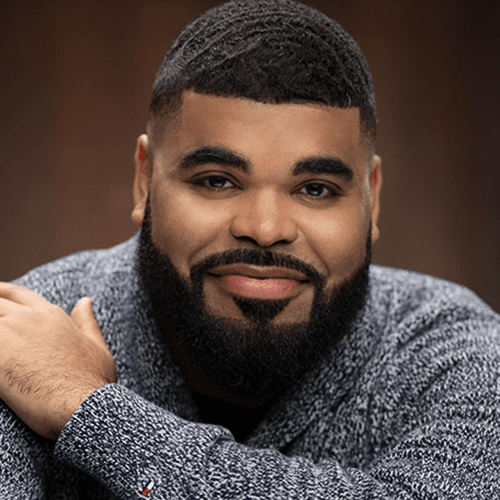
0,282,116,439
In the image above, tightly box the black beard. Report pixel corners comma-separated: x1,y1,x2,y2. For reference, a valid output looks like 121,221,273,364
137,193,371,396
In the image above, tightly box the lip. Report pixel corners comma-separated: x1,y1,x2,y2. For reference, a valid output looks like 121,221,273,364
207,264,310,300
208,264,309,282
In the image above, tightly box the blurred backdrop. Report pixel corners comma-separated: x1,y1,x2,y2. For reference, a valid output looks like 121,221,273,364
1,0,499,311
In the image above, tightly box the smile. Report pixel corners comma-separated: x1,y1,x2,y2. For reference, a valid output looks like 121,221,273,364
207,264,310,299
215,275,303,299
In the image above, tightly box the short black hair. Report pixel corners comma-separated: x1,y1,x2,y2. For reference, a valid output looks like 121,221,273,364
147,0,377,153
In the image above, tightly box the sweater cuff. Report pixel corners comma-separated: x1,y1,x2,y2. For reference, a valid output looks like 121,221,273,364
54,383,227,499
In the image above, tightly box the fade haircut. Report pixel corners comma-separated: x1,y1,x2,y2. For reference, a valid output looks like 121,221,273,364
147,0,377,155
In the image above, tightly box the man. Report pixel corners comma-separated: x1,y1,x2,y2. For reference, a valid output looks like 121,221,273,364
1,0,499,498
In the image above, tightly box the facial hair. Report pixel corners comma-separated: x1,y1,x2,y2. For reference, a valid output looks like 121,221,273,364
137,193,371,396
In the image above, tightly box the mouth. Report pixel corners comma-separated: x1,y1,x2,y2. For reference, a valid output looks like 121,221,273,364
207,264,310,299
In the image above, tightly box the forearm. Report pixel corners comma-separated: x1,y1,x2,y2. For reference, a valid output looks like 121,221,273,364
55,384,500,500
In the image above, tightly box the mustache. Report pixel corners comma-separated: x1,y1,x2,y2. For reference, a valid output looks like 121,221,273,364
190,248,324,285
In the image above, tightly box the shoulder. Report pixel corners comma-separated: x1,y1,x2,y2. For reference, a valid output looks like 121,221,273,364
364,265,500,404
361,265,500,400
357,266,500,453
10,232,140,312
368,264,499,329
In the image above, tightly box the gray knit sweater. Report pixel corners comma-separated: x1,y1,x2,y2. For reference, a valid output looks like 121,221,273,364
1,232,499,499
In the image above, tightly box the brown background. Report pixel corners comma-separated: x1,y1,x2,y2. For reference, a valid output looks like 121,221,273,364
1,0,499,312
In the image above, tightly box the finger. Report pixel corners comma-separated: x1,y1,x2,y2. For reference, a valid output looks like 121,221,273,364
0,296,26,317
71,297,109,350
0,282,48,308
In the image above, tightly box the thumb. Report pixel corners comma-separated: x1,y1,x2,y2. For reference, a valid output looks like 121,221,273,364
71,297,107,348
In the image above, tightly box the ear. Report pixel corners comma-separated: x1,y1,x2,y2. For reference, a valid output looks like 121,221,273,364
131,134,152,227
369,155,382,244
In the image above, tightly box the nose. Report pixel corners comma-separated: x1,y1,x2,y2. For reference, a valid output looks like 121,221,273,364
229,189,298,248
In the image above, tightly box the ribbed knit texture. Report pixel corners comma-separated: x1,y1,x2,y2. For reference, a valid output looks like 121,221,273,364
1,232,499,499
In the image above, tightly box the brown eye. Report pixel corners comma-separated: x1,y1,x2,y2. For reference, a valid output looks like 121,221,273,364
192,175,235,191
301,183,340,199
206,176,230,190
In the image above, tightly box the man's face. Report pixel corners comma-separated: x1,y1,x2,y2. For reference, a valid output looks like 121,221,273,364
132,91,382,396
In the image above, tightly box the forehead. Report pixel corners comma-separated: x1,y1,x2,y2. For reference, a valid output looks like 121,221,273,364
158,90,365,176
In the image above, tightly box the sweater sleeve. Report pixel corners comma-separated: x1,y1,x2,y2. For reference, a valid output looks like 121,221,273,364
54,372,500,500
0,400,50,498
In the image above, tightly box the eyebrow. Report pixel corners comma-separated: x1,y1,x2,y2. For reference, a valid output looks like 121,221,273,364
177,145,354,182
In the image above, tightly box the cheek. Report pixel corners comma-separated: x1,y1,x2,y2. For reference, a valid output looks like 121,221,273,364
151,185,227,271
305,206,367,282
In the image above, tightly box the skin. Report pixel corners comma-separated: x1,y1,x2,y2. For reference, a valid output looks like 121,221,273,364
0,89,382,439
0,290,114,439
134,91,381,289
132,90,382,407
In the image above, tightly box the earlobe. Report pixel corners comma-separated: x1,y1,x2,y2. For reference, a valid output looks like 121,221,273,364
370,155,382,244
131,134,152,227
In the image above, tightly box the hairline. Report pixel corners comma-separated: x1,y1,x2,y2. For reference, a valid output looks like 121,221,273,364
146,90,376,165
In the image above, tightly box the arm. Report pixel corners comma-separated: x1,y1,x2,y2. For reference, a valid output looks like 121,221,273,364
0,399,51,498
0,282,116,498
2,282,500,499
0,283,115,439
56,375,500,500
56,383,397,499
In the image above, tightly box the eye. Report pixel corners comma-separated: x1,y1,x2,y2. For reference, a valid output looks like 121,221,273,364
191,176,340,200
299,182,340,199
192,175,236,192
